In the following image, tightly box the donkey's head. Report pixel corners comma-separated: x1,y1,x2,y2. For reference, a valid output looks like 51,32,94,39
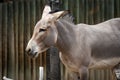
26,5,68,58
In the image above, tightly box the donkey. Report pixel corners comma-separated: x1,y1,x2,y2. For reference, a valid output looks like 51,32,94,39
26,5,120,80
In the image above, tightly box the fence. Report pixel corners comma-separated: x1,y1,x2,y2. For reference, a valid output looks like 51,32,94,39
0,1,47,80
0,0,120,80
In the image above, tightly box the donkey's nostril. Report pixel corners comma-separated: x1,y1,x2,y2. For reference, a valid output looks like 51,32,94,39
26,48,31,53
28,49,31,53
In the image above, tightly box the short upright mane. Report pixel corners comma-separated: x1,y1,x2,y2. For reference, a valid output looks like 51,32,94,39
61,14,74,24
49,10,74,24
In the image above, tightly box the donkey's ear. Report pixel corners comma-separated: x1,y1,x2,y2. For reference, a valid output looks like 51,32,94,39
42,5,51,19
52,10,69,19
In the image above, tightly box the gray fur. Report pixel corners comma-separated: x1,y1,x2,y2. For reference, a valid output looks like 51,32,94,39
55,18,120,80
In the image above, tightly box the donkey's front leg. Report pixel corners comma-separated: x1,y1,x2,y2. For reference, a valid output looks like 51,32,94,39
69,71,80,80
79,67,88,80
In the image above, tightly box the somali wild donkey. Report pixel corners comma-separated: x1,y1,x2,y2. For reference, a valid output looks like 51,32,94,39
26,5,120,80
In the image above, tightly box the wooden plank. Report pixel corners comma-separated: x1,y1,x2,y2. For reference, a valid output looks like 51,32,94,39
104,0,110,20
35,0,41,80
85,0,88,23
94,69,98,80
88,0,94,24
18,1,24,80
46,49,50,80
117,0,120,17
96,70,100,80
30,1,37,80
100,0,105,22
114,0,119,17
64,0,68,10
61,63,64,80
50,47,61,80
110,0,114,18
106,69,111,80
36,0,41,22
13,2,19,80
46,47,61,80
73,0,77,23
94,0,100,23
24,1,31,80
41,0,46,7
94,0,102,24
0,3,2,80
114,0,117,17
43,52,46,80
82,0,85,23
7,2,15,79
101,70,105,80
69,0,76,23
30,1,36,35
104,0,107,20
2,3,8,77
76,0,80,23
105,0,114,19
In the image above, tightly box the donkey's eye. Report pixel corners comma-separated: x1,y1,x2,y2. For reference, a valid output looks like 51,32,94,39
39,28,46,32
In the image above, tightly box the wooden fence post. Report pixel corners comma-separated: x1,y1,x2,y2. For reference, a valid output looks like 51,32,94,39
46,47,61,80
2,3,8,78
0,3,2,80
7,2,15,79
46,1,61,80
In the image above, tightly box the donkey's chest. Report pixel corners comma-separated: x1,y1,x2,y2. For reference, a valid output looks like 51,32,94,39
59,53,79,72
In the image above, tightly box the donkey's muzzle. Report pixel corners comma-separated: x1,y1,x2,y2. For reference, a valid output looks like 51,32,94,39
26,48,38,58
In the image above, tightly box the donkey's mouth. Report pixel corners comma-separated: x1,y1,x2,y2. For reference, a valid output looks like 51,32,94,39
27,51,38,58
32,52,38,57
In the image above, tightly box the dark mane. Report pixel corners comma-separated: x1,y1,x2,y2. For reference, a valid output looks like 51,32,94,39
49,9,61,14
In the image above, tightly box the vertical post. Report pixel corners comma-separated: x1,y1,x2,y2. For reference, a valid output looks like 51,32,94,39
47,0,62,12
46,47,61,80
24,1,31,80
18,1,24,80
7,2,15,79
39,67,44,80
46,1,61,80
2,3,8,78
0,3,2,80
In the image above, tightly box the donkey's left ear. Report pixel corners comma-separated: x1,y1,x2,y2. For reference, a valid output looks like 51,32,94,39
52,10,69,19
42,5,51,19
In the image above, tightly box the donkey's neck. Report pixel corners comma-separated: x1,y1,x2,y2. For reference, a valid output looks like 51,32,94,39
55,19,76,54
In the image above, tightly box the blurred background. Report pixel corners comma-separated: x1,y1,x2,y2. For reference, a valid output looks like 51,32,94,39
0,0,120,80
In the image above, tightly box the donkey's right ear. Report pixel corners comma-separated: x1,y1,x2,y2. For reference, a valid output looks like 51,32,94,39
51,10,69,20
42,5,51,19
